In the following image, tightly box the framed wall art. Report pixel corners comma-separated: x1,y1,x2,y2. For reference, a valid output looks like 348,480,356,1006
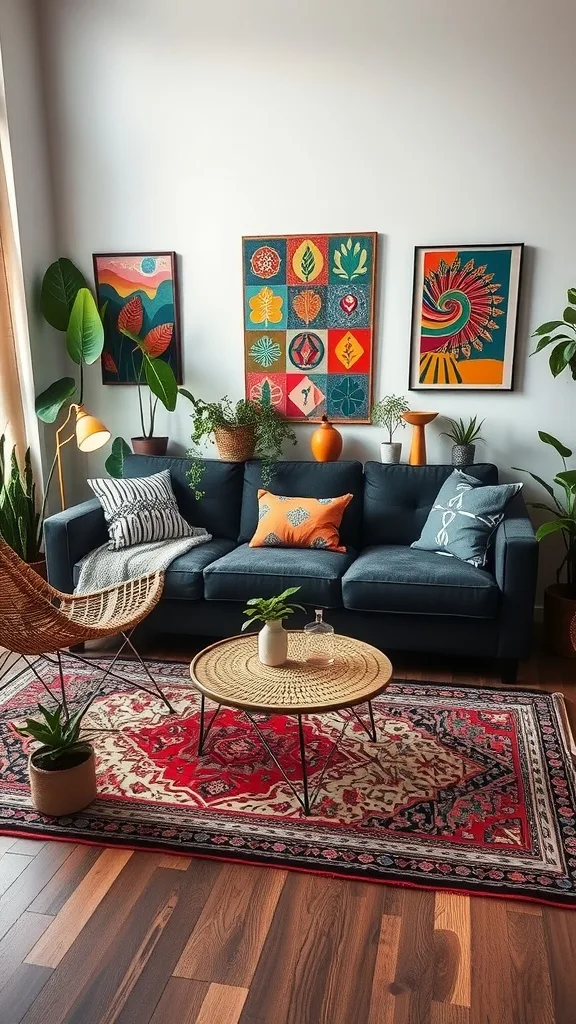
243,232,378,422
409,243,524,390
94,251,182,385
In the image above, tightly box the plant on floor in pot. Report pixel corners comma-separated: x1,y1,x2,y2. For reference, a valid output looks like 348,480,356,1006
441,415,485,466
242,587,305,666
513,432,576,658
185,395,297,499
371,395,409,464
0,434,47,576
15,698,97,816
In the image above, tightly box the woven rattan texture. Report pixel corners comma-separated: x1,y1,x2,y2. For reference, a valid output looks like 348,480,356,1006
190,632,393,713
214,426,256,462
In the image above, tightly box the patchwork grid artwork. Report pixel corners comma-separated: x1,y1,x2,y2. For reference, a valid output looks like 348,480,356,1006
409,243,524,391
243,233,377,422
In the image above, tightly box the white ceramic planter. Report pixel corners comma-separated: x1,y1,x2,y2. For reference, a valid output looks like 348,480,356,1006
258,620,288,666
380,442,402,465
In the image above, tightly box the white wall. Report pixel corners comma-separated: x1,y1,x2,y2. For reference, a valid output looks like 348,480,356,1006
37,0,576,591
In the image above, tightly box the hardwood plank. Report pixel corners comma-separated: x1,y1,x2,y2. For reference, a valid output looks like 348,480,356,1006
28,844,103,915
173,864,286,986
196,983,248,1024
433,892,471,1007
0,836,18,855
20,852,161,1024
0,842,75,943
367,913,402,1024
431,1005,470,1024
240,871,384,1024
388,888,435,1024
25,848,133,968
157,854,193,871
149,977,209,1024
470,897,512,1024
0,965,52,1024
8,840,46,856
0,912,53,992
543,906,576,1024
0,854,34,897
108,858,222,1024
507,910,554,1024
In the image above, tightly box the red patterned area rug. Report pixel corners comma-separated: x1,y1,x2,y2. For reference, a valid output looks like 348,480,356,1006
1,658,576,907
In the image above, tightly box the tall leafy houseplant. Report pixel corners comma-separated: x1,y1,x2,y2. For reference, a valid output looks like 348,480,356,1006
186,396,297,498
0,435,43,564
531,286,576,379
371,395,409,464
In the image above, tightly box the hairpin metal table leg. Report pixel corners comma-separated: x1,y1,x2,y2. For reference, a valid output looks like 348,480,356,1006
197,693,222,756
297,713,311,816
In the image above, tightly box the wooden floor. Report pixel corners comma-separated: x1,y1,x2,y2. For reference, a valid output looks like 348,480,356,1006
1,640,576,1024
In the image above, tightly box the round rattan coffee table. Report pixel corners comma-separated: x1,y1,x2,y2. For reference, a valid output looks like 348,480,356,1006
190,632,393,815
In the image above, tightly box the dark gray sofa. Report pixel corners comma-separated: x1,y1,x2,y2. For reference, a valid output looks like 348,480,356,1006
43,455,538,682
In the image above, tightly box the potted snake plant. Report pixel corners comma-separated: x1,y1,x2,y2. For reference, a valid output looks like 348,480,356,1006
0,435,47,576
15,698,97,816
242,587,305,666
441,416,485,467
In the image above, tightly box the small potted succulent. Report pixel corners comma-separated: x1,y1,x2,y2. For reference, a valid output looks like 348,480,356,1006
242,587,305,666
371,395,410,464
15,699,97,816
186,395,297,498
441,416,485,466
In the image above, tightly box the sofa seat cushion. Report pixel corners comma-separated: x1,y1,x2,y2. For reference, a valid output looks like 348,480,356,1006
203,543,356,607
74,538,236,602
342,545,499,618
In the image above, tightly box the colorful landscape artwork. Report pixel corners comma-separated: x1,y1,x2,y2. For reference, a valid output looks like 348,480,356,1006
94,252,182,385
243,233,377,422
409,243,523,390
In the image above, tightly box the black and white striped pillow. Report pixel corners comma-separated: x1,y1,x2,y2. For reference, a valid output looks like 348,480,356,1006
88,470,194,550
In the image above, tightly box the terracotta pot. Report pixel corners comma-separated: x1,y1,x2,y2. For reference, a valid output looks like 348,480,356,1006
310,415,343,462
27,558,47,580
29,747,97,816
544,584,576,659
214,425,256,462
258,620,288,666
131,436,168,456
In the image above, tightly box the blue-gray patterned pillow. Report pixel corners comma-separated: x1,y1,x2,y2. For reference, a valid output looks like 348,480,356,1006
411,470,522,568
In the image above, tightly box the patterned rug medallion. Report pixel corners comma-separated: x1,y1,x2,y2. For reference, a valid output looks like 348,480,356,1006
1,658,576,907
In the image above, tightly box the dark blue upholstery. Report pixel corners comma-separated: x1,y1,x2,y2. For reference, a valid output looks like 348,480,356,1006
362,462,498,546
122,455,244,540
494,492,539,657
342,545,499,618
44,498,107,594
204,543,355,607
239,460,364,549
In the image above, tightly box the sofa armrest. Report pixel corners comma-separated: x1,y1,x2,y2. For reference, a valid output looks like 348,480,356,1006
43,499,107,593
494,492,538,659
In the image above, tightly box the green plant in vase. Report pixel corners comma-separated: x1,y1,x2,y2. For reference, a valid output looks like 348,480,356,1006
441,415,485,467
371,395,410,464
241,587,305,667
185,395,297,499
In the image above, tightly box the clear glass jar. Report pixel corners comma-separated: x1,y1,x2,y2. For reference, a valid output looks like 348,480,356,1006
304,609,335,666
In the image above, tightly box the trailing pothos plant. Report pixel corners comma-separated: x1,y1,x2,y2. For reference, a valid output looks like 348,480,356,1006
531,286,576,379
35,258,104,424
185,395,297,499
513,432,576,597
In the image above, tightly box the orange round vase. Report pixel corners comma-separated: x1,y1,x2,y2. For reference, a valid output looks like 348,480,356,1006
310,416,343,462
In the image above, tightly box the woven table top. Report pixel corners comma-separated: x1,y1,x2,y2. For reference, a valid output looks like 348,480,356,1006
190,632,393,714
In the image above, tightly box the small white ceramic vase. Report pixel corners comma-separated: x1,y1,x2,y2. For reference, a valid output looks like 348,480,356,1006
258,620,288,666
380,441,402,465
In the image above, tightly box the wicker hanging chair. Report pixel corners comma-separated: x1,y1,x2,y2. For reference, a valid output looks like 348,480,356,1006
0,535,174,712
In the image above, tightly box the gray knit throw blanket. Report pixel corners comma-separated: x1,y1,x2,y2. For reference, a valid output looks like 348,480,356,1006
75,530,212,593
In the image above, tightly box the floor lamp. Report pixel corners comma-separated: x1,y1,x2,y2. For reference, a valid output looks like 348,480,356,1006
56,404,111,509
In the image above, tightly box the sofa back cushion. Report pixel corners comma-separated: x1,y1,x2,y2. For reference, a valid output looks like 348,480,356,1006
122,455,244,540
362,462,499,546
239,460,364,549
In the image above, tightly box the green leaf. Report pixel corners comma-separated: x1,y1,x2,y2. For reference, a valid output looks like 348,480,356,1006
105,437,131,478
564,306,576,325
549,342,569,377
536,519,574,541
178,388,195,403
301,245,315,282
533,321,564,335
538,432,572,459
35,377,77,423
511,466,557,501
66,288,104,365
144,357,177,411
40,258,87,331
568,288,576,305
555,470,576,491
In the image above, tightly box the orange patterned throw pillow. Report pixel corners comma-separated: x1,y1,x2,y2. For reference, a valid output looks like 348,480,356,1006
250,490,353,552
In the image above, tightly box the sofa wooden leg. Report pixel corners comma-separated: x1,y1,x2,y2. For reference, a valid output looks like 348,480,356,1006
500,658,519,686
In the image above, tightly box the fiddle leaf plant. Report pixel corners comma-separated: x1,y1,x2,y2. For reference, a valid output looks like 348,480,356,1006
241,587,306,630
531,287,576,379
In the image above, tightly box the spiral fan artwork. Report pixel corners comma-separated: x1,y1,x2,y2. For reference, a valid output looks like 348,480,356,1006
411,245,523,390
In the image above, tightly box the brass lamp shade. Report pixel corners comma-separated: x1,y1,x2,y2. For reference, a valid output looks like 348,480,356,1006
75,407,111,453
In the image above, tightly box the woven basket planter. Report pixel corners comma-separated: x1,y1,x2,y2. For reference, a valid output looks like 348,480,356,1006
29,747,97,816
544,584,576,659
214,425,256,462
